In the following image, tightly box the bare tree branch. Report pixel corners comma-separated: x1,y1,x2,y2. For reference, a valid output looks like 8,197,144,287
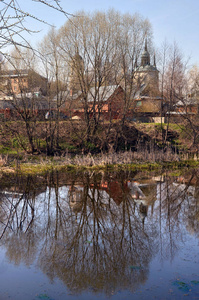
0,0,71,54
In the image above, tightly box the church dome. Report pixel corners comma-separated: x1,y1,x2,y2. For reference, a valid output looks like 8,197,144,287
136,64,157,72
141,40,150,66
134,39,159,94
141,50,150,58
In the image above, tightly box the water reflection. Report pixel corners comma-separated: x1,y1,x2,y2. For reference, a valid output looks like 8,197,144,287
0,169,199,296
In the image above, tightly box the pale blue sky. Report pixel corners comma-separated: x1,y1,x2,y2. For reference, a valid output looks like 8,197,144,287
14,0,199,66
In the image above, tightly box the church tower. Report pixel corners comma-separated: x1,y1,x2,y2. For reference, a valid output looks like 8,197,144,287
135,39,159,94
68,52,84,96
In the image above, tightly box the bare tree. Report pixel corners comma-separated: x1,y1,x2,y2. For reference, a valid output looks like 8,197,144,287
39,27,69,154
116,15,152,127
187,65,199,99
164,42,187,105
177,65,199,149
158,41,188,148
0,1,71,154
0,0,71,55
57,10,153,149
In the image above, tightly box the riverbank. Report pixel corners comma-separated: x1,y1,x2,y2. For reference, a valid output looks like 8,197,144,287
1,151,199,176
0,121,195,157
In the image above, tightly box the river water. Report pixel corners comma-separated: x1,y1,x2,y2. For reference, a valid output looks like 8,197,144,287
0,169,199,299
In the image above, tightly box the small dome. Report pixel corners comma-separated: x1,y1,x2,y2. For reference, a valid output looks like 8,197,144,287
141,50,149,58
141,39,150,66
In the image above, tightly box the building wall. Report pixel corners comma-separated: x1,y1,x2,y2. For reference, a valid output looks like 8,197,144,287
134,98,162,113
0,70,47,95
107,86,124,119
10,76,28,94
176,105,198,114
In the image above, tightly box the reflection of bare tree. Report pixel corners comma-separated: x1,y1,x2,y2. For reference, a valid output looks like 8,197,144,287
154,170,199,260
37,173,154,295
0,170,199,295
0,175,38,266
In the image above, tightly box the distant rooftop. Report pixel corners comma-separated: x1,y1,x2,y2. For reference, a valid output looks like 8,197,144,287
87,85,119,102
0,69,29,77
175,98,198,106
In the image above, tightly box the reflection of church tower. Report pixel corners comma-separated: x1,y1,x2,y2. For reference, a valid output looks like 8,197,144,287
68,52,84,96
135,39,159,94
139,202,148,227
68,185,84,221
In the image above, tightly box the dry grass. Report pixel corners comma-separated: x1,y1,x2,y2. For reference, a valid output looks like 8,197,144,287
65,148,183,167
0,155,8,167
0,155,15,175
1,148,198,176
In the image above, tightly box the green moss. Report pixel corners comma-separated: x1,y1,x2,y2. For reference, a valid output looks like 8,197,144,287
18,163,54,175
60,143,77,151
0,147,19,155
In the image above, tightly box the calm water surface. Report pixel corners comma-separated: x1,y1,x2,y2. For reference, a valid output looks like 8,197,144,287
0,170,199,299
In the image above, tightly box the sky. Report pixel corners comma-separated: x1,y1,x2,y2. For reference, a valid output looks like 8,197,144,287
4,0,199,67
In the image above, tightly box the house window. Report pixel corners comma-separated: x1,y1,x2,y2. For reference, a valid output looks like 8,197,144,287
136,101,142,107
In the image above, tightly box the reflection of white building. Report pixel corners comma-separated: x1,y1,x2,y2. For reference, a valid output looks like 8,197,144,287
68,186,84,214
128,181,148,224
156,181,196,201
128,181,146,201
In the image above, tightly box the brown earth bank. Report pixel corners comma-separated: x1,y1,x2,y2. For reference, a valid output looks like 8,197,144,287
0,120,198,158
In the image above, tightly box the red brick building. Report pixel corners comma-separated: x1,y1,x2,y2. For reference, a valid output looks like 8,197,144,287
0,69,47,95
72,85,125,120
